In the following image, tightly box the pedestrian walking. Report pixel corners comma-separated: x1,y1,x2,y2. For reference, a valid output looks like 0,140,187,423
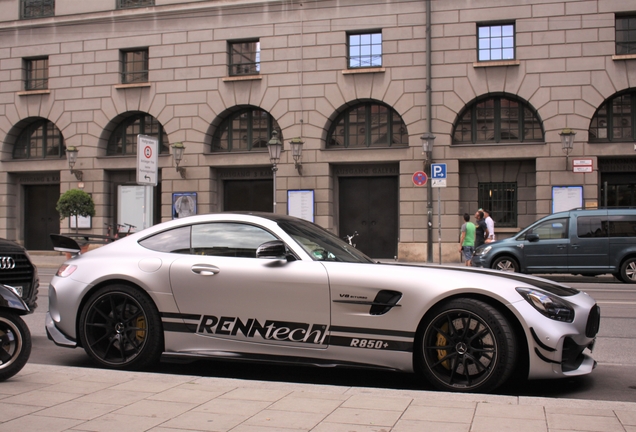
459,213,475,266
481,208,495,243
474,210,488,248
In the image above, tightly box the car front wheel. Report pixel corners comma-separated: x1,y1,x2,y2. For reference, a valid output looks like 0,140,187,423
492,256,519,272
0,313,31,381
620,258,636,284
417,298,517,393
79,285,163,370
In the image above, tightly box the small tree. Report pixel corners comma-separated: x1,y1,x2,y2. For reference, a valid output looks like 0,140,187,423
56,189,96,234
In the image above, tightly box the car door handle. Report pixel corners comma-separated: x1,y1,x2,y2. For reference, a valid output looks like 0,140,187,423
557,245,567,249
191,264,220,276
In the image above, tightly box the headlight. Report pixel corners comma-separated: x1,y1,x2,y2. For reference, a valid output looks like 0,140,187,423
516,287,574,322
56,264,77,278
474,245,492,256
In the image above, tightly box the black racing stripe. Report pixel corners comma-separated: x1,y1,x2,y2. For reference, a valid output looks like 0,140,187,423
161,312,201,321
328,335,413,352
329,325,415,338
163,321,197,333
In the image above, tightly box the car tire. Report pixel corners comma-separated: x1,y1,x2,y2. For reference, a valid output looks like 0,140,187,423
620,258,636,284
491,256,519,272
0,313,31,381
79,284,163,370
416,298,517,393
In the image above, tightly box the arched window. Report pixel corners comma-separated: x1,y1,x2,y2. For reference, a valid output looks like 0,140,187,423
589,90,636,142
13,119,65,159
327,102,408,148
212,107,281,152
452,95,543,144
107,113,169,156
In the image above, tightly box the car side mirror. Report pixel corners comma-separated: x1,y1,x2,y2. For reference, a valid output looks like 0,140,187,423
256,240,293,260
526,233,540,242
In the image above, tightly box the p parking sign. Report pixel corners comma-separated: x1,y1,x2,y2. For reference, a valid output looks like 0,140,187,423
431,163,447,188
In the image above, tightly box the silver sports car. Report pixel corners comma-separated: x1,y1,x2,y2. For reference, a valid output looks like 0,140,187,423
46,213,600,393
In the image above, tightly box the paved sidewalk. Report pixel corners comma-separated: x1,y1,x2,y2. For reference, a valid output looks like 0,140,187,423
0,363,634,432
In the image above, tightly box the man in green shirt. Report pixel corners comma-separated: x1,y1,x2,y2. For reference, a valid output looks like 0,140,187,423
459,213,475,266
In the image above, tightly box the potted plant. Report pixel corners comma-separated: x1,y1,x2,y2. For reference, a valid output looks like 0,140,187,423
56,189,96,254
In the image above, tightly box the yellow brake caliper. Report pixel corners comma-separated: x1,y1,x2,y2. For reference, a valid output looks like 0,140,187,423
436,322,450,369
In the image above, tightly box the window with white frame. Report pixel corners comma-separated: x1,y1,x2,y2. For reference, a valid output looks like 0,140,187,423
348,31,382,68
477,23,515,61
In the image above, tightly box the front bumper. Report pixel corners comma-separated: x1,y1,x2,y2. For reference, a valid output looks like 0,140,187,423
45,312,77,348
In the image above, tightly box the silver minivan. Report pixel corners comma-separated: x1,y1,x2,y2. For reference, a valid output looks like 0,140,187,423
471,208,636,282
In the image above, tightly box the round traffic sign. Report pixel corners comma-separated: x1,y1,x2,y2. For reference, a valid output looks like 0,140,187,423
412,171,427,186
144,145,152,159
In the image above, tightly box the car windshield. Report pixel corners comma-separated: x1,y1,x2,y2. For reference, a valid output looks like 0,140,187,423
277,219,375,263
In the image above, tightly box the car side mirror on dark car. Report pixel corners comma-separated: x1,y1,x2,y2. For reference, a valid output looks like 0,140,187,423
526,233,540,242
256,240,294,260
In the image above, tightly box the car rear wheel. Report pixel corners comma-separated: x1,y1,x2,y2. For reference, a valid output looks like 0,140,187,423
620,258,636,284
417,298,517,393
492,256,519,272
79,285,163,370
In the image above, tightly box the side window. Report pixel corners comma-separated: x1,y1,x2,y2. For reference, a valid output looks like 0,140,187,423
577,217,607,238
528,218,568,240
609,215,636,237
191,223,277,258
139,226,191,253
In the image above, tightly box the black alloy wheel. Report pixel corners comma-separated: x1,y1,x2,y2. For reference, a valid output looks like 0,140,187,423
418,298,516,393
492,256,519,272
0,313,31,381
79,285,163,370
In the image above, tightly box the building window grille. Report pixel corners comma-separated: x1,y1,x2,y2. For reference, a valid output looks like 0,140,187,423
229,41,260,76
117,0,154,9
25,57,48,90
478,182,517,228
348,32,382,68
589,91,636,142
13,119,64,160
121,49,149,84
616,15,636,55
478,23,515,61
452,95,543,144
212,108,280,152
107,114,168,156
21,0,54,19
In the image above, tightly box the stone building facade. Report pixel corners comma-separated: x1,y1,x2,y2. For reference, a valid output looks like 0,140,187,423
1,0,635,261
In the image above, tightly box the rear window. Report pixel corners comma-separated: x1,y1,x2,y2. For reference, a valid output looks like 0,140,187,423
609,215,636,237
577,216,607,238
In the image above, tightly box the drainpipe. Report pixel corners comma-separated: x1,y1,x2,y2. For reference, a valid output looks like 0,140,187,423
426,0,434,263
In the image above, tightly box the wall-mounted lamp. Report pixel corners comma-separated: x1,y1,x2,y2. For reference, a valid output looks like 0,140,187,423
66,146,83,181
420,132,435,164
171,142,187,179
559,128,576,170
289,137,304,175
267,131,283,213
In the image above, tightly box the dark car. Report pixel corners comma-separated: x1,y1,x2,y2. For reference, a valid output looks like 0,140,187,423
471,208,636,282
0,238,38,310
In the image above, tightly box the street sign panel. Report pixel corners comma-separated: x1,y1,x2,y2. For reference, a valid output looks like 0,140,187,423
412,171,428,186
431,163,447,187
431,163,447,179
137,134,158,186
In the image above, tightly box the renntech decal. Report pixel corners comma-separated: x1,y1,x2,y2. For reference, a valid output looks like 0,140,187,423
197,315,328,345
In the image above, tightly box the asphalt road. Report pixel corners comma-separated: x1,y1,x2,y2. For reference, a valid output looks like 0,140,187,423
24,269,636,401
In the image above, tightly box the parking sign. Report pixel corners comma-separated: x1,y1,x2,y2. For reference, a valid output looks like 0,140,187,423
431,163,447,188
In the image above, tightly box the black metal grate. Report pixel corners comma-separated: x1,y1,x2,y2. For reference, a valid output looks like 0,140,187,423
586,305,601,338
478,182,517,227
117,0,154,9
0,253,37,307
21,0,54,19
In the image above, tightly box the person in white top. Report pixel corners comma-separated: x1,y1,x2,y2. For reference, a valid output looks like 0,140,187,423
481,208,495,242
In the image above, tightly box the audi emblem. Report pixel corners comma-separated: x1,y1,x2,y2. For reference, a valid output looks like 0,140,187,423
0,257,16,270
